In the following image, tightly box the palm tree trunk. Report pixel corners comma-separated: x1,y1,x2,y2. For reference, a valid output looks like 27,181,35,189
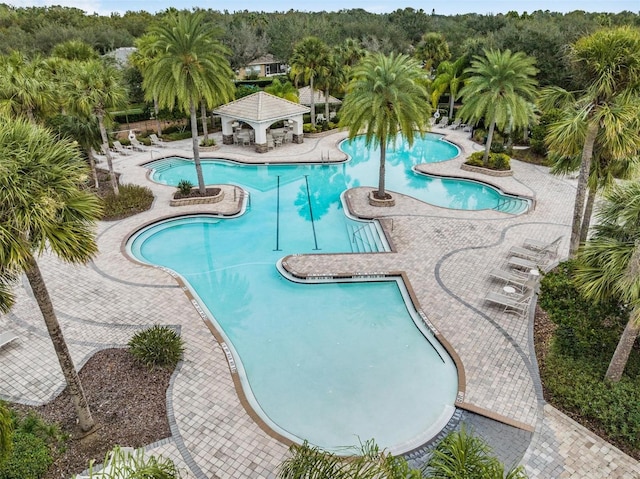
569,120,599,257
377,136,387,199
310,76,316,127
200,100,209,142
324,89,329,121
97,114,118,195
483,120,496,167
190,100,206,195
154,97,162,136
605,309,640,382
24,255,95,432
579,185,597,244
87,148,99,189
448,93,454,119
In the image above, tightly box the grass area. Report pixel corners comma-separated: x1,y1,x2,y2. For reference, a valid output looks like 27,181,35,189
537,261,640,458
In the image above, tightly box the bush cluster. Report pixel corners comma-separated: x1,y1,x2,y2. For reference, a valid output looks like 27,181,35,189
101,184,154,221
465,151,511,170
177,179,193,196
128,325,185,370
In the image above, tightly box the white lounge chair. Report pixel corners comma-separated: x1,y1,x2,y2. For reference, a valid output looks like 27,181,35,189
508,255,553,272
523,236,563,256
112,141,131,155
129,137,146,151
484,289,533,316
149,134,167,148
488,268,537,292
509,246,548,262
449,118,462,129
0,332,19,350
435,116,449,127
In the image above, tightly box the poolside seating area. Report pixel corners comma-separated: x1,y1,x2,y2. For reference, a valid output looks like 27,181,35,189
112,140,131,155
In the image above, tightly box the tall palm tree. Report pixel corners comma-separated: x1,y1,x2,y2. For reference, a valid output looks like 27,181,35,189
289,37,331,127
458,49,538,167
414,32,451,73
430,55,468,119
573,182,640,382
316,54,346,121
541,27,640,257
0,117,101,432
144,11,235,195
339,53,430,201
0,51,56,122
131,33,163,136
63,59,128,195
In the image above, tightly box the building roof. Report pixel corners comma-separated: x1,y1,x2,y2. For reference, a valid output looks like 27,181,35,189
298,86,342,106
247,54,282,66
212,92,310,122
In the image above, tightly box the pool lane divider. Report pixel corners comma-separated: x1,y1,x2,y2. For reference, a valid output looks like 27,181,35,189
274,175,281,251
304,175,320,250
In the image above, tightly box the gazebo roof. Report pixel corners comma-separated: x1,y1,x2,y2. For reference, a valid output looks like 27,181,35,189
298,86,342,106
213,92,309,123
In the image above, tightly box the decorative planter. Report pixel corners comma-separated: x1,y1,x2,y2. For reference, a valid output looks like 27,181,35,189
460,163,513,177
199,144,220,153
368,190,395,207
170,189,224,206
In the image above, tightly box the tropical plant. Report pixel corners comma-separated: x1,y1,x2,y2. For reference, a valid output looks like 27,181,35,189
177,179,194,196
289,36,331,127
573,181,640,381
144,11,235,195
0,403,12,465
424,426,528,478
0,117,101,432
77,446,181,479
430,55,468,119
458,49,538,167
414,32,451,72
317,54,347,121
51,39,98,61
63,59,128,195
339,52,430,201
278,439,422,478
265,78,299,103
131,33,163,136
100,184,154,221
540,26,640,257
128,325,185,370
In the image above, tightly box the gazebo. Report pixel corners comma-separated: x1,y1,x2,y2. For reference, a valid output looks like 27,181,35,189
298,86,342,120
213,92,310,153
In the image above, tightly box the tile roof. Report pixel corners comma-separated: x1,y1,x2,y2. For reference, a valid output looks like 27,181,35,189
298,86,342,105
213,92,309,122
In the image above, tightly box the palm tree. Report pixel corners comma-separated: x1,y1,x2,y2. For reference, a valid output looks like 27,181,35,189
430,55,468,119
63,59,128,195
144,11,235,195
317,54,347,121
458,49,538,166
573,182,640,382
541,27,640,257
0,117,101,432
0,51,56,122
51,40,98,61
414,32,451,73
265,78,299,103
131,33,163,136
278,440,421,478
289,37,331,127
339,53,430,201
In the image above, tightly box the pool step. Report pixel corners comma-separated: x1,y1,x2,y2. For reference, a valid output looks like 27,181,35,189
494,197,529,215
347,222,386,253
146,158,185,174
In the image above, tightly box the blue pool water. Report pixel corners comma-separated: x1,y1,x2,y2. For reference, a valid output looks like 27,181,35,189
128,133,523,452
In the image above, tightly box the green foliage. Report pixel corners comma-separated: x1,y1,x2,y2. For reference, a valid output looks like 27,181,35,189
128,325,185,370
101,184,154,221
0,432,51,479
177,179,193,195
79,446,181,479
529,109,563,155
303,123,319,133
235,84,261,99
465,151,511,170
424,426,527,478
0,404,12,465
539,261,628,357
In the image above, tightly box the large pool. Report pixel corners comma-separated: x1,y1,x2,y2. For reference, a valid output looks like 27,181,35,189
128,133,511,453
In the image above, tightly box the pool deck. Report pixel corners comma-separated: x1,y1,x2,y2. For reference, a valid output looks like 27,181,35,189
1,126,639,478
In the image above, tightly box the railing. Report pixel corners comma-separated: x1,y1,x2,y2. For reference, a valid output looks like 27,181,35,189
352,224,375,252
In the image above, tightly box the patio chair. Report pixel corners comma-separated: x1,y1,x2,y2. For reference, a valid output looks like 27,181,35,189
149,134,167,148
449,118,462,130
508,245,548,262
112,141,131,155
435,116,448,127
0,331,19,350
267,136,275,150
508,255,553,272
484,289,533,316
488,268,537,292
130,137,146,151
523,236,563,256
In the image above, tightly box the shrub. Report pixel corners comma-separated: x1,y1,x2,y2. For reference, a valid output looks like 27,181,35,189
128,325,185,370
303,123,319,133
199,138,216,147
0,403,12,465
464,151,511,171
78,446,181,479
0,432,51,479
162,131,192,141
101,184,154,221
177,179,193,196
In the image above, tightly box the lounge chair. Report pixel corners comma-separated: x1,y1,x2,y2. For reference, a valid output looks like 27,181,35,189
484,289,533,316
0,331,19,350
112,141,131,155
523,236,563,256
509,246,548,262
130,137,146,151
488,268,538,292
449,118,462,130
149,134,167,148
508,255,552,272
435,116,449,127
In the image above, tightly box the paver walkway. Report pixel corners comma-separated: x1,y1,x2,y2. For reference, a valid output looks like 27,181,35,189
1,126,638,478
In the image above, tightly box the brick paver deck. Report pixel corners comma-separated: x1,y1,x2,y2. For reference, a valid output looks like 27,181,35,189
1,126,638,478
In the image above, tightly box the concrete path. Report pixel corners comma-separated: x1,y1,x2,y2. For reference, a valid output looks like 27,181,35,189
0,126,638,478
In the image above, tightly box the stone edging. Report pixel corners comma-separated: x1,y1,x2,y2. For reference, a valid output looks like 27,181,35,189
460,163,513,177
170,190,225,207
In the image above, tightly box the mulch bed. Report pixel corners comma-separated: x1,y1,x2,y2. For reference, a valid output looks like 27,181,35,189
173,187,221,200
13,348,172,479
